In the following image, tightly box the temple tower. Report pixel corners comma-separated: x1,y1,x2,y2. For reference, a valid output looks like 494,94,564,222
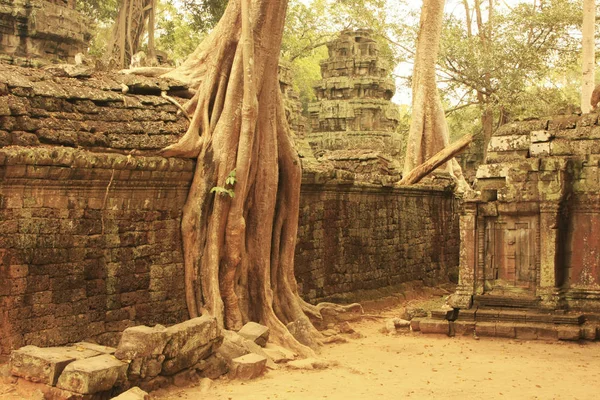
307,29,402,176
0,0,89,64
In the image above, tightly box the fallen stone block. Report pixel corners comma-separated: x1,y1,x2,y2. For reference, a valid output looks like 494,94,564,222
557,326,581,341
163,316,220,360
195,353,228,379
56,354,128,394
111,387,149,400
237,322,270,347
127,355,165,381
115,325,168,360
582,326,598,341
173,369,200,387
161,343,213,376
10,346,100,386
229,354,267,380
262,343,295,364
418,319,449,335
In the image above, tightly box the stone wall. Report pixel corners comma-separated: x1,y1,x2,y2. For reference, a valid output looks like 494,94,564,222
295,181,459,303
0,64,460,354
0,0,89,64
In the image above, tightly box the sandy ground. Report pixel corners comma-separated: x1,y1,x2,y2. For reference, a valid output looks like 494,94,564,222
156,300,600,400
2,293,599,400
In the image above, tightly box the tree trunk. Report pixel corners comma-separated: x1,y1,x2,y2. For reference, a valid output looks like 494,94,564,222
104,0,157,69
400,134,473,185
582,0,595,114
157,0,357,356
403,0,469,191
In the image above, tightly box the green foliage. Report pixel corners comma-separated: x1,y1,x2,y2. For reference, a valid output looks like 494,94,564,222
155,1,207,64
210,169,237,198
179,0,227,33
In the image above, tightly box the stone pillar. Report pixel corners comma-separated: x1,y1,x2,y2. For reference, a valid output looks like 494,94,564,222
449,202,479,309
537,202,562,309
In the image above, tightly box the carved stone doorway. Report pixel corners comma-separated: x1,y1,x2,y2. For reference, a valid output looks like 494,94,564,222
484,216,537,295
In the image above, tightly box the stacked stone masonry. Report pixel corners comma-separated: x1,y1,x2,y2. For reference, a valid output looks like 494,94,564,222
0,0,89,64
307,29,403,178
451,113,600,315
0,64,459,354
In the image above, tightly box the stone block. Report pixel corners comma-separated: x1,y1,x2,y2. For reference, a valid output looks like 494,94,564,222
237,322,270,347
172,369,200,387
530,142,550,157
536,325,558,341
229,353,267,380
475,322,496,337
410,318,421,332
56,354,128,394
582,326,598,341
557,326,581,341
495,323,516,338
488,135,530,152
196,353,228,379
10,345,100,386
453,321,475,336
418,319,449,335
115,325,168,360
111,387,149,400
262,343,296,364
160,316,220,375
530,130,553,143
515,325,538,340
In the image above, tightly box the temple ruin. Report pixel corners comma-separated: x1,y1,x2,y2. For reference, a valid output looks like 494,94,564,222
307,29,403,179
0,0,89,65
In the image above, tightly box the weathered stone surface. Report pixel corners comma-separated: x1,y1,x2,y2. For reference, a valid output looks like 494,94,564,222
10,346,100,386
195,353,229,379
229,354,267,380
161,316,220,375
262,343,296,364
237,322,270,347
418,319,449,335
56,354,128,394
111,387,149,400
115,326,168,360
557,326,581,341
172,369,200,387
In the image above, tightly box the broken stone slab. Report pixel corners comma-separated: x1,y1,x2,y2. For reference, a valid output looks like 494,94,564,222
161,343,213,376
384,318,411,334
160,316,220,376
10,346,101,386
162,316,220,359
173,369,201,387
216,330,276,371
111,387,149,400
195,353,228,379
262,343,296,364
114,325,168,360
229,353,267,380
237,322,270,347
56,354,128,394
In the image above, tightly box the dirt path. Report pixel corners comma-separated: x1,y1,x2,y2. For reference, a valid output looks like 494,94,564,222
156,303,600,400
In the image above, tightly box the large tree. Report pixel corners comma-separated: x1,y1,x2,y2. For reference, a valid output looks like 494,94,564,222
581,0,595,113
155,0,356,356
403,0,468,190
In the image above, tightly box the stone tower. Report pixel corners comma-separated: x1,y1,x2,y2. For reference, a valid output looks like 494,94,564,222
0,0,89,65
307,29,402,176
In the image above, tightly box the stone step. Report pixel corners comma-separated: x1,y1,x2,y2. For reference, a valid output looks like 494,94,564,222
431,308,585,325
417,318,599,342
473,294,540,309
